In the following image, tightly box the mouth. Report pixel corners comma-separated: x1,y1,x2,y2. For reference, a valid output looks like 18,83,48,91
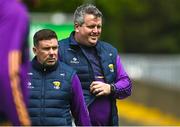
90,35,98,40
47,58,56,63
48,59,55,62
91,37,97,40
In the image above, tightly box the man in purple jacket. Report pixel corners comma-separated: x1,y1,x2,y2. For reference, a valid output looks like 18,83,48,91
28,29,91,126
0,0,31,125
59,4,132,126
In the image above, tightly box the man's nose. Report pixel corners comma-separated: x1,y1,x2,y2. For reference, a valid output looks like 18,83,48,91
49,48,54,54
92,26,98,32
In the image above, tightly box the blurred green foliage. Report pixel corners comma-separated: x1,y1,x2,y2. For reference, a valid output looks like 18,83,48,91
24,0,180,54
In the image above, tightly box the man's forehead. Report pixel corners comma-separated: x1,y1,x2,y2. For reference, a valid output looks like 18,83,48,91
38,39,58,46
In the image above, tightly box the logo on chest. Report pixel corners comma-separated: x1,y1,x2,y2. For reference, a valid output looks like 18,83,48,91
53,81,61,89
70,57,79,64
27,81,34,89
108,64,114,72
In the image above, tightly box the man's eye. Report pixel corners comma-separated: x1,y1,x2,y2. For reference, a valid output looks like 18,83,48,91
97,25,102,29
52,47,58,50
87,25,101,29
87,26,95,29
43,48,50,51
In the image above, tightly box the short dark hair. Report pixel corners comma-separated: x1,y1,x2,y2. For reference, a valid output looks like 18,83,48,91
33,29,58,46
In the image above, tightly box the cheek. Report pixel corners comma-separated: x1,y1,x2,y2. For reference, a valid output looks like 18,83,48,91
54,52,58,58
40,52,49,59
53,50,58,55
82,27,91,34
79,31,88,39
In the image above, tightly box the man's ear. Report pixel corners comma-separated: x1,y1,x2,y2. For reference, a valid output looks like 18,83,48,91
33,46,37,55
74,23,80,32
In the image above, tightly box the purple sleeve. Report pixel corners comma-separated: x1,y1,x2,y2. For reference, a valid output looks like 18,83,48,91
70,74,91,126
113,55,132,99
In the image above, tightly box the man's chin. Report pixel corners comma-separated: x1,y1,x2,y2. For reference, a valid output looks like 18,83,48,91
89,41,97,46
89,39,98,44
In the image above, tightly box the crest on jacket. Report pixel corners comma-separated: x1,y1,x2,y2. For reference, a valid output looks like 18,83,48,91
53,81,61,89
108,64,114,72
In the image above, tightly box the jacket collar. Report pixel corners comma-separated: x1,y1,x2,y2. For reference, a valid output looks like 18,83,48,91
69,31,79,46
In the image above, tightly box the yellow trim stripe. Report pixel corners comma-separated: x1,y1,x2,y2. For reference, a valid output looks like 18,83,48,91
117,100,180,125
8,50,31,125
